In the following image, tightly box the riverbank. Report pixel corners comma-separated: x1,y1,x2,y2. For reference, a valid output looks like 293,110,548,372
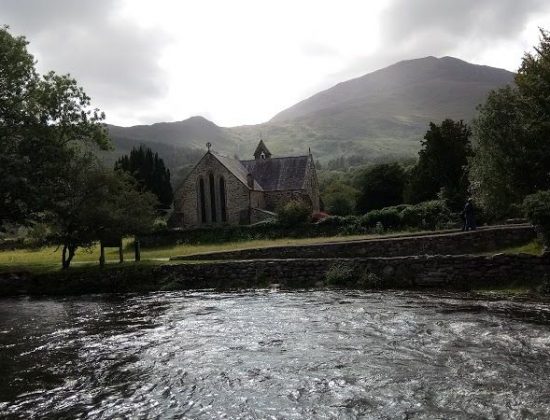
1,252,549,299
0,225,546,298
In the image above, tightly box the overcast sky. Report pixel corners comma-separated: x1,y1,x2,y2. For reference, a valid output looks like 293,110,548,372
2,0,549,127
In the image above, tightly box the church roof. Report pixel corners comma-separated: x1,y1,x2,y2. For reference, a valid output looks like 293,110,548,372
241,155,310,191
211,152,263,190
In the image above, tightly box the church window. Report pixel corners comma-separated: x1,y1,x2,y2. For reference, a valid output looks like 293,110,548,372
220,176,227,222
198,177,206,223
209,172,217,222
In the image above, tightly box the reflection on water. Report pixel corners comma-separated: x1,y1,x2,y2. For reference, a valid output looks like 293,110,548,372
1,290,550,418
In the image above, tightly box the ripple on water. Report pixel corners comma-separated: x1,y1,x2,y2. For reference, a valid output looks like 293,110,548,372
0,290,550,418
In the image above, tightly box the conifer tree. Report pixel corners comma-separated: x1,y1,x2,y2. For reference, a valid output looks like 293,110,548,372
115,146,174,209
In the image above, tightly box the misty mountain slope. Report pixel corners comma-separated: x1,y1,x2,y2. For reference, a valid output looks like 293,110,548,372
104,56,515,171
271,56,514,123
107,116,237,151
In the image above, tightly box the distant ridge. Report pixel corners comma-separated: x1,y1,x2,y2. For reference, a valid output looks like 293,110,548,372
105,56,515,176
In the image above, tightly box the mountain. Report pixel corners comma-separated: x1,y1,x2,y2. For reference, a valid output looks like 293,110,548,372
105,56,515,174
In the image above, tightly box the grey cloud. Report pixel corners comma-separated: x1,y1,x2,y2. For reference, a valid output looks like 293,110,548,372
328,0,550,86
0,0,171,120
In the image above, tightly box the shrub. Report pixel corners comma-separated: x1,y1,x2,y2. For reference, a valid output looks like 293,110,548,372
523,190,550,247
361,207,402,229
401,200,451,230
357,270,384,289
311,211,329,222
277,201,311,227
325,263,356,286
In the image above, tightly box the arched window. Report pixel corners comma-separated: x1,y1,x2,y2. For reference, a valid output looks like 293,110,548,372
219,176,227,222
198,177,206,223
209,172,217,222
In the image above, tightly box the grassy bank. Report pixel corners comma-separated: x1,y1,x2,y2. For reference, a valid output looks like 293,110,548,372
0,233,388,273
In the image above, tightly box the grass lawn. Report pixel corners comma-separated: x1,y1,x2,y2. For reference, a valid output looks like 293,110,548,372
0,233,387,273
0,231,542,274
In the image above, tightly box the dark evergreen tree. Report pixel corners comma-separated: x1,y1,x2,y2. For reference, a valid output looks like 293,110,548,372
355,163,406,213
405,119,473,210
115,146,174,209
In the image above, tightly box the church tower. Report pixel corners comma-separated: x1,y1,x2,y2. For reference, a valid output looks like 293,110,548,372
253,139,272,160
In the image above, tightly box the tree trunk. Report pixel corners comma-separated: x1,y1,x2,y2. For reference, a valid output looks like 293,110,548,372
62,244,68,269
62,243,76,269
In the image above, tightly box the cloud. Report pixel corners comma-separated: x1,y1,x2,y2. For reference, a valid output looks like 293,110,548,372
323,0,550,89
0,0,171,120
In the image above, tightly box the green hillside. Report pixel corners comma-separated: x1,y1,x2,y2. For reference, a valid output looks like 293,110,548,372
104,56,515,175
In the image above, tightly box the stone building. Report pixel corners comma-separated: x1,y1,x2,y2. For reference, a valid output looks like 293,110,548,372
174,140,320,227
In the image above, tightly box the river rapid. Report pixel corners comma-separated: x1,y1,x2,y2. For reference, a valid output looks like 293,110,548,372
1,290,550,419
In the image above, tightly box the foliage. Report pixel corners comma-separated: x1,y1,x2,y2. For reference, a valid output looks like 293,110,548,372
357,270,384,289
325,263,355,287
405,119,473,210
43,156,158,268
0,26,109,227
523,190,550,247
472,29,550,219
360,207,402,230
115,145,173,209
277,201,311,226
400,200,452,230
356,163,406,213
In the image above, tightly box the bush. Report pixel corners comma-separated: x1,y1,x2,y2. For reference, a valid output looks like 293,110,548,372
361,207,402,229
401,200,451,230
357,270,384,289
277,201,311,227
311,212,329,223
325,263,356,286
523,190,550,246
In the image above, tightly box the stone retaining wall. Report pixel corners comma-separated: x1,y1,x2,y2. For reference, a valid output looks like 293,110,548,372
173,225,536,261
160,253,550,289
1,252,548,296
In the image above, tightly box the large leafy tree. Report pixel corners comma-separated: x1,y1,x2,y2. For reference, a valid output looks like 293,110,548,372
0,26,109,227
405,119,473,210
115,146,174,209
44,154,158,268
471,28,550,218
355,163,406,213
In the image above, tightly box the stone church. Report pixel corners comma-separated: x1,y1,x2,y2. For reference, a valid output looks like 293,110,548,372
174,140,320,227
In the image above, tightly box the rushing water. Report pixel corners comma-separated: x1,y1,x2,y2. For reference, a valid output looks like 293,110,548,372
1,290,550,419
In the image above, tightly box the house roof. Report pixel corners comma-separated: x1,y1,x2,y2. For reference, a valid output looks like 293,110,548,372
241,155,310,191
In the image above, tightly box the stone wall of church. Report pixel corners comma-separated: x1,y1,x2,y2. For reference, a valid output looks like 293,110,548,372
303,157,320,212
263,190,313,212
179,153,250,227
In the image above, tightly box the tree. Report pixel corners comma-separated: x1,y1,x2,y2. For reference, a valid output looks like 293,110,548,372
405,119,473,210
355,163,406,213
0,26,109,227
523,190,550,248
115,145,174,209
322,181,358,216
44,155,158,268
471,29,550,219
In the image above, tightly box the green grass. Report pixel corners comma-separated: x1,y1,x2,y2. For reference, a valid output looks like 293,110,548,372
489,239,544,256
0,234,386,273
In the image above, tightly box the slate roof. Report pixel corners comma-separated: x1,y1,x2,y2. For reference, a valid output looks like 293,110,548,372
240,155,310,191
211,152,263,190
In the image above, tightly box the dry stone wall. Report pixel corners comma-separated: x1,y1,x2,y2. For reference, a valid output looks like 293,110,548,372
174,225,536,261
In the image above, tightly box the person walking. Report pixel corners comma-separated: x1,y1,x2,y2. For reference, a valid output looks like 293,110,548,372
464,198,476,231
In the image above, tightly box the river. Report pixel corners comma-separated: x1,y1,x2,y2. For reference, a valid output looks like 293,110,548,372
1,290,550,419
